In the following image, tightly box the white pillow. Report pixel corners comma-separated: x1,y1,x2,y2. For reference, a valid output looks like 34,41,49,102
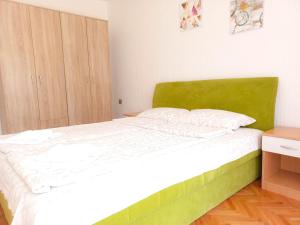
186,109,256,130
137,107,189,123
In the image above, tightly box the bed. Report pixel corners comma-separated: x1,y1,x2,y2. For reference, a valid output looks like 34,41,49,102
0,77,278,225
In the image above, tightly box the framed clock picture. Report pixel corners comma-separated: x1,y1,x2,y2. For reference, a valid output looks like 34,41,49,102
230,0,264,34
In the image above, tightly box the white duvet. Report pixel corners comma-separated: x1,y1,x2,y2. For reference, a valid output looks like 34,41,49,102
0,118,262,225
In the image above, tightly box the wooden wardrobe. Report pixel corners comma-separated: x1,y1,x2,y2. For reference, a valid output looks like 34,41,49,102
0,0,112,134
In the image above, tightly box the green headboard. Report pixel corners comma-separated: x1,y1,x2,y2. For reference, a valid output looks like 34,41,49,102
153,77,278,131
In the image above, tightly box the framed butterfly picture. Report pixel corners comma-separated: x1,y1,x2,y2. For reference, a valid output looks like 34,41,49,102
179,0,202,32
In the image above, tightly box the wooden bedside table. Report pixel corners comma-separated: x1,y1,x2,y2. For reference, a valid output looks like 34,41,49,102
123,112,140,117
262,127,300,201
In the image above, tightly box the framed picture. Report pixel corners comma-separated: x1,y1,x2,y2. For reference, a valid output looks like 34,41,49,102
230,0,264,34
179,0,202,32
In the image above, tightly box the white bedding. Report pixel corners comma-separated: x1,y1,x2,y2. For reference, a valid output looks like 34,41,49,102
0,118,262,225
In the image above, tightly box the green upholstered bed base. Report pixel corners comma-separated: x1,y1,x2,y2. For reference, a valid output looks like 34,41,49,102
93,150,261,225
1,77,278,225
1,151,261,225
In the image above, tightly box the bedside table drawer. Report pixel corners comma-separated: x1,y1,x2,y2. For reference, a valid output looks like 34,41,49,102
262,136,300,158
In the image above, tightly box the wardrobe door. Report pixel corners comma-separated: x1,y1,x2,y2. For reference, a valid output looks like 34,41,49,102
60,13,93,125
0,1,40,134
29,6,69,129
86,18,112,122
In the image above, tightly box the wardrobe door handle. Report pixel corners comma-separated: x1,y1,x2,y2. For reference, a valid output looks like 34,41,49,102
30,75,36,85
38,75,43,85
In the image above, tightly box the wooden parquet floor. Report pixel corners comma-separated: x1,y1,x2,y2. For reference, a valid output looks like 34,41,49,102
192,181,300,225
0,181,299,225
0,205,7,225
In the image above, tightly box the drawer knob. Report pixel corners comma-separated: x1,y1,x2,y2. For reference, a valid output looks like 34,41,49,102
280,145,298,151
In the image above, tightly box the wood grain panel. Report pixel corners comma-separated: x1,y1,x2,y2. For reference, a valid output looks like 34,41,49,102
86,18,112,122
264,127,300,141
262,151,281,180
60,13,93,125
29,6,69,129
0,0,40,134
281,155,300,174
262,152,300,201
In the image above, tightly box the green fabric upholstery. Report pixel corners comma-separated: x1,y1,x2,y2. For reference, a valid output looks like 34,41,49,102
1,152,261,225
94,151,261,225
153,77,278,131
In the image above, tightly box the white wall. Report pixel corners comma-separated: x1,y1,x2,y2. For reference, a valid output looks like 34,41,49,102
12,0,108,20
109,0,300,127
